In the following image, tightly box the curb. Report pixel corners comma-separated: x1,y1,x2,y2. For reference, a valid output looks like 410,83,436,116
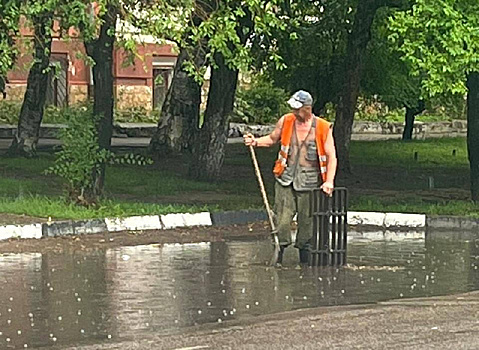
1,210,475,242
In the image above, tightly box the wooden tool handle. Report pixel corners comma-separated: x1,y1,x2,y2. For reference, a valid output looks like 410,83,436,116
249,145,276,231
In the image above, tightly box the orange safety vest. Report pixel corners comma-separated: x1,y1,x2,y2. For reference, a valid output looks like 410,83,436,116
273,113,331,182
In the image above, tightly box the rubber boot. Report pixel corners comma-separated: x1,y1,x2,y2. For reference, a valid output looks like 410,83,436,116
275,245,286,266
299,249,309,265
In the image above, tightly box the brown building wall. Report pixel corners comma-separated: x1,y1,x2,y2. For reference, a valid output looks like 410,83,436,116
5,33,177,111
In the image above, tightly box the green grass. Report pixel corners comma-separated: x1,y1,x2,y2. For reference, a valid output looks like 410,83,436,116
350,196,479,217
350,137,468,168
0,196,215,220
0,137,476,220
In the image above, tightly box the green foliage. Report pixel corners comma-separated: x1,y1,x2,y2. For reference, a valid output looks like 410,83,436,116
45,107,112,201
258,0,354,109
114,106,160,124
46,107,152,203
0,0,21,75
232,76,289,124
137,0,290,82
0,101,21,124
0,101,161,124
389,0,479,96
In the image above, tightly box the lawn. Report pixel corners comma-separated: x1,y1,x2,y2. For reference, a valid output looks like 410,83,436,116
0,137,477,221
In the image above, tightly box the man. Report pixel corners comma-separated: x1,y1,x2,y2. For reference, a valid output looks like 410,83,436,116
244,90,337,265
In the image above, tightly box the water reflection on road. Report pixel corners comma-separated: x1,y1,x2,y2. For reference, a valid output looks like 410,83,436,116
0,231,478,348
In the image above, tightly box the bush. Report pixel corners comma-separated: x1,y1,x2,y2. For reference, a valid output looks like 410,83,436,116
0,100,161,125
114,106,160,123
46,107,152,205
0,101,21,124
232,77,290,125
46,107,112,204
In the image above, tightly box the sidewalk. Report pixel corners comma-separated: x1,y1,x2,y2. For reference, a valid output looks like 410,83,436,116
61,291,479,349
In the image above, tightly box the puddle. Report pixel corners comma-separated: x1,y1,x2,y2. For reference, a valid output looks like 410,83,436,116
0,231,477,348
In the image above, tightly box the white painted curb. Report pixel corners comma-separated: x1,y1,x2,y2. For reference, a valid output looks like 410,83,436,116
348,212,426,228
0,210,429,242
384,213,426,228
105,215,162,232
0,224,42,240
160,212,212,229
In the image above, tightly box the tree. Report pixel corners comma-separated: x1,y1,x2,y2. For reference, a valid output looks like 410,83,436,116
144,0,287,180
80,1,119,198
333,0,406,173
146,1,209,155
389,0,479,200
260,0,352,114
361,8,426,141
8,3,54,157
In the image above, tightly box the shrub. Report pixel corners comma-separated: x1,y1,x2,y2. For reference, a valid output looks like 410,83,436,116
46,107,152,205
0,101,21,124
114,106,160,123
232,77,290,125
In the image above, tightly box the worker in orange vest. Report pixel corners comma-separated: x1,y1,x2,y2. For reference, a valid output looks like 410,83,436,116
244,90,337,265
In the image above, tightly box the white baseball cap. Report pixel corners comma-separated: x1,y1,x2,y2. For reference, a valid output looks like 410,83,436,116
287,90,313,109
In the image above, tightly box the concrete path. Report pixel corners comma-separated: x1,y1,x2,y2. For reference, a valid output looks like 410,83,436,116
0,131,467,153
0,137,151,151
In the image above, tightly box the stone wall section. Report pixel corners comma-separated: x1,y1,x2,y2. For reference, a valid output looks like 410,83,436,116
115,85,153,111
69,85,89,105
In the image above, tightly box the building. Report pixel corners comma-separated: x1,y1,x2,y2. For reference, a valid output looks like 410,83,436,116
5,24,178,112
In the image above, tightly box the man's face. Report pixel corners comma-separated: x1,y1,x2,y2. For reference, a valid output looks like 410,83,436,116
294,105,312,121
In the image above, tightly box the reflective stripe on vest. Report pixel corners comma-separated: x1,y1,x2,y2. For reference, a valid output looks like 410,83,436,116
273,113,331,182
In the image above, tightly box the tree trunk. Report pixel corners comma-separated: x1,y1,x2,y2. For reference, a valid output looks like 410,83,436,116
8,13,53,157
84,4,117,198
467,72,479,202
333,0,402,173
148,46,206,155
402,100,425,140
189,54,239,180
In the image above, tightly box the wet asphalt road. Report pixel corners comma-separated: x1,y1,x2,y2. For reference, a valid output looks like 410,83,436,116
59,291,479,350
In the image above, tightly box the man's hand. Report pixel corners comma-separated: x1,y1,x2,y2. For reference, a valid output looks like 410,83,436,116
320,181,334,196
243,133,256,147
